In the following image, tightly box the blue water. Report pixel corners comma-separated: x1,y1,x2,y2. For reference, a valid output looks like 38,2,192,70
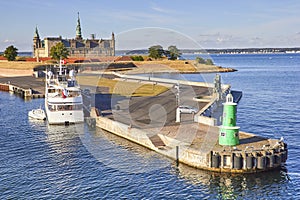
0,53,299,199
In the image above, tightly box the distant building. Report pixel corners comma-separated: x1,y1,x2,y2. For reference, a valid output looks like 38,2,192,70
33,13,115,58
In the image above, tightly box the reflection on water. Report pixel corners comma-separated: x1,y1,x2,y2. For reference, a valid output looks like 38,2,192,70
80,127,171,174
175,163,290,199
79,123,291,199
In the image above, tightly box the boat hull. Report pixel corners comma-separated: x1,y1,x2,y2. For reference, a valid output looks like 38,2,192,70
28,109,46,120
45,108,84,125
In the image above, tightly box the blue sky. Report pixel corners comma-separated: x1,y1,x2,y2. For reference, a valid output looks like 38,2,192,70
1,0,300,51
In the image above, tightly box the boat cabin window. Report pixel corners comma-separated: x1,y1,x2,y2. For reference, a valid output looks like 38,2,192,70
68,80,76,87
56,104,83,111
58,76,67,82
48,105,56,111
48,89,56,93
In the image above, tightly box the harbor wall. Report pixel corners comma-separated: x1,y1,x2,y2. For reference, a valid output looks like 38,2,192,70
91,106,288,173
0,82,44,98
92,114,157,151
91,108,211,170
0,83,31,97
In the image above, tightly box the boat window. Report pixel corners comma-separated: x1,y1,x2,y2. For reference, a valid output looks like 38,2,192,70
68,80,76,87
49,105,56,111
53,104,82,111
48,89,56,93
58,76,67,82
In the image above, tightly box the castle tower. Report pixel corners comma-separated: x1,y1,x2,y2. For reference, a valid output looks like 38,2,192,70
111,32,115,56
33,26,41,48
75,12,83,40
219,93,240,146
33,26,41,58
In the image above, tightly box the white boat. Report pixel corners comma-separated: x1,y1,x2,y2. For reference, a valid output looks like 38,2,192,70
45,60,84,125
28,108,46,120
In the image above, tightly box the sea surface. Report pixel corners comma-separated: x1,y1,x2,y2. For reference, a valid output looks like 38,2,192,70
0,53,299,199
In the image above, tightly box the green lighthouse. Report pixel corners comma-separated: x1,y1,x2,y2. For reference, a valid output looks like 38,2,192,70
219,93,240,146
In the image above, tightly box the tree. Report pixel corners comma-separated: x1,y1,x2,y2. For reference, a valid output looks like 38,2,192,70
130,55,144,61
50,42,69,61
195,56,206,64
148,45,164,59
205,59,214,65
4,45,18,61
196,56,214,65
168,45,181,60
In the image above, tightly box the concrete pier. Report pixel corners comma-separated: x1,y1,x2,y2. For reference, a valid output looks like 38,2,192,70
0,76,45,98
88,74,287,173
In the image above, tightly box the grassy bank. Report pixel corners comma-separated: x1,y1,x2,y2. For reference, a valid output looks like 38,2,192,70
0,60,39,70
77,76,169,97
0,60,236,76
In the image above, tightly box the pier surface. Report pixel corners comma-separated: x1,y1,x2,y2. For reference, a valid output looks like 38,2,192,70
0,76,45,97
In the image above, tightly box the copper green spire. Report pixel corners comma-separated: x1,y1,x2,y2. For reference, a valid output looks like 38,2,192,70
76,12,82,40
34,26,40,38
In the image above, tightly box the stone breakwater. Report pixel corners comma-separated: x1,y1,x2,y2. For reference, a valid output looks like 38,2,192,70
89,108,287,173
87,74,287,173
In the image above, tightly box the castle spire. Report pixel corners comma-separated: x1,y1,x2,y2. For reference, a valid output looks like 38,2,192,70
76,12,82,40
34,25,40,38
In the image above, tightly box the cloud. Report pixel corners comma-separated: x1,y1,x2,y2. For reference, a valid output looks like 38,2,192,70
149,1,175,14
151,5,172,14
3,39,15,43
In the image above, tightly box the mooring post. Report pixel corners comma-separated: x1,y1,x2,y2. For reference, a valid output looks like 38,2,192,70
176,146,179,166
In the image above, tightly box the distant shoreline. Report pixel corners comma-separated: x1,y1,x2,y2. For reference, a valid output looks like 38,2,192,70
1,47,299,57
118,47,300,55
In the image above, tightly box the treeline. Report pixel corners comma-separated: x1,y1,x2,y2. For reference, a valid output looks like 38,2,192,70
195,57,214,65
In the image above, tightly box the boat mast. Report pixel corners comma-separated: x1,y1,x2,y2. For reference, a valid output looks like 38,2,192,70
59,58,62,75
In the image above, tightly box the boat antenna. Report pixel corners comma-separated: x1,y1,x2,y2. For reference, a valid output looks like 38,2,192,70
59,58,62,75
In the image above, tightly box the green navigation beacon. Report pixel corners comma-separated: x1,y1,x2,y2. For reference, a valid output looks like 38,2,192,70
219,93,240,146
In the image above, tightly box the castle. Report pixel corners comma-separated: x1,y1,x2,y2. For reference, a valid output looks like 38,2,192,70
33,13,115,58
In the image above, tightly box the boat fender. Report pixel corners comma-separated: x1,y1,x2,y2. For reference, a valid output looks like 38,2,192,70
233,154,243,169
211,153,220,168
280,151,286,163
257,156,266,169
275,154,282,165
246,154,254,169
267,154,275,168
